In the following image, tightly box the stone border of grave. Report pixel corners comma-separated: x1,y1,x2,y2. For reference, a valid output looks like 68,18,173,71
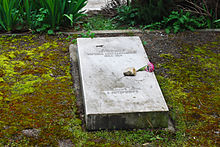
59,29,220,36
0,29,220,36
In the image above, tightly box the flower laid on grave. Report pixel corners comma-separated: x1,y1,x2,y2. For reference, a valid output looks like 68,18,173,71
123,62,154,76
137,62,154,72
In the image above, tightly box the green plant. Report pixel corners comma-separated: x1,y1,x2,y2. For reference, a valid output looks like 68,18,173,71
115,5,138,26
178,0,220,28
22,0,32,28
38,0,87,30
39,0,66,29
82,16,118,30
64,0,87,26
145,10,204,33
0,0,21,31
64,14,75,27
213,19,220,28
69,31,95,44
80,31,95,38
31,8,50,33
0,0,87,32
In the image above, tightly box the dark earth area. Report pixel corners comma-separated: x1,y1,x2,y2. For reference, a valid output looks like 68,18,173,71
0,31,219,146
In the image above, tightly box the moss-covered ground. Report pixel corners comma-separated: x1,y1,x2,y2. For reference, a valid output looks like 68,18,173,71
157,36,220,146
0,33,219,146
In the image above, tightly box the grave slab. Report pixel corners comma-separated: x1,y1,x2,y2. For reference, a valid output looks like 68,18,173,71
76,36,169,130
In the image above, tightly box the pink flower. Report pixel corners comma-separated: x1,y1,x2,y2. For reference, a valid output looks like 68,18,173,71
144,62,154,72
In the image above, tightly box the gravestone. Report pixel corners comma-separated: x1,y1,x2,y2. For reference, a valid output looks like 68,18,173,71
75,36,169,130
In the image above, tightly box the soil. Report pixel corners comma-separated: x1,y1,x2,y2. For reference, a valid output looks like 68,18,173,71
140,31,220,73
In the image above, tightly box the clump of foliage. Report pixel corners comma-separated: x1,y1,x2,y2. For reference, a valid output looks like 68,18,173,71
83,15,118,30
0,0,21,31
114,0,174,26
177,0,220,28
115,5,138,26
0,0,87,33
144,10,205,33
112,0,220,30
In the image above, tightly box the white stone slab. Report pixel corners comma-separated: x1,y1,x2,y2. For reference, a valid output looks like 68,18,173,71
76,36,169,130
83,0,107,11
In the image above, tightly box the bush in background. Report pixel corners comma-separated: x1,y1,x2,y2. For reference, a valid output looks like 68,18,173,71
131,0,174,25
144,10,205,33
176,0,220,28
115,5,138,26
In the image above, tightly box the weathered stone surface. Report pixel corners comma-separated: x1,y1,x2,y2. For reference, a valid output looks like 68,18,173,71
22,128,40,138
74,36,169,130
58,139,73,147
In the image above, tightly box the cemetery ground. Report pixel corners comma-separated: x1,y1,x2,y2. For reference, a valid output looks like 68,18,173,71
0,31,219,146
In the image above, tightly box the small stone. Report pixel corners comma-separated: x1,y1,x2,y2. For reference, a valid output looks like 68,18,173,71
142,142,153,147
22,128,40,138
123,67,136,76
166,119,175,133
58,139,73,147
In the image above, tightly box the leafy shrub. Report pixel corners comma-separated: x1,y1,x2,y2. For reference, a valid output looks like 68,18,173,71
64,0,87,23
0,0,21,31
177,0,220,28
31,8,51,33
114,5,138,26
131,0,174,25
145,10,205,33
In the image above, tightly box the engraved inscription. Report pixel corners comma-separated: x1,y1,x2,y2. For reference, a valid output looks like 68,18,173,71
87,48,136,57
103,87,140,95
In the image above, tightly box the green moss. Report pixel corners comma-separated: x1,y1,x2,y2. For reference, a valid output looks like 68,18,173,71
158,38,220,146
0,35,78,146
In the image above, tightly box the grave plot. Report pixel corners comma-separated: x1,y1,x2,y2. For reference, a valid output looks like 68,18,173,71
74,36,169,130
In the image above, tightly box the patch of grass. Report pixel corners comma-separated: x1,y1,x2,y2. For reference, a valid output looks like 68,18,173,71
83,15,118,31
